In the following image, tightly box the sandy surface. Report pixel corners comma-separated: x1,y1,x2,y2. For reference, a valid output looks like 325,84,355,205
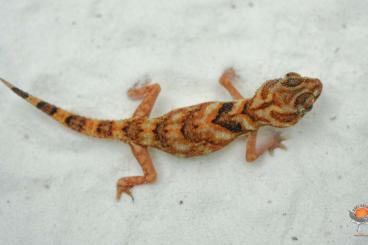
1,0,368,244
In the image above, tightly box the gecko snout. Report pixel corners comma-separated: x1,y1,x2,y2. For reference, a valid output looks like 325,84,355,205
312,78,323,99
295,78,322,116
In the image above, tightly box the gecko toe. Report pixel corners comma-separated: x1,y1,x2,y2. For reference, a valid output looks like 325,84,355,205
127,79,154,100
278,143,287,150
116,185,135,202
268,132,287,155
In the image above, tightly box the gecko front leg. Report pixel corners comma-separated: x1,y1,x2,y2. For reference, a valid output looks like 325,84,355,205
219,67,244,100
128,83,161,118
116,143,157,200
117,83,161,201
219,68,286,162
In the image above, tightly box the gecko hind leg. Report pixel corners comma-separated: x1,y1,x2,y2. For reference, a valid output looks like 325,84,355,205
219,67,244,100
246,131,287,162
116,143,157,200
116,83,161,201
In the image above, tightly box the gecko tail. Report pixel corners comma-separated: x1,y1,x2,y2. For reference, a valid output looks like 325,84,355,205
0,77,129,140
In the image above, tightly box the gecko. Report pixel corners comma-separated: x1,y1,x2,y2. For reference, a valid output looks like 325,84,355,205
0,68,322,200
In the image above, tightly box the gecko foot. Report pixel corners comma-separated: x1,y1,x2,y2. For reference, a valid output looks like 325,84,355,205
219,67,244,100
128,77,152,100
219,67,240,86
268,132,287,155
116,179,135,202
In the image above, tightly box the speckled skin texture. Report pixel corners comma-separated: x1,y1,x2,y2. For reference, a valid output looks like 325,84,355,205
0,68,322,200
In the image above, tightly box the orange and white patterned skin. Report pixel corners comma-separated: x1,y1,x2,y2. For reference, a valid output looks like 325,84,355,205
0,68,322,200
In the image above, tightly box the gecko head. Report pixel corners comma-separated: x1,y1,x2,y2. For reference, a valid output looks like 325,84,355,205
249,72,323,128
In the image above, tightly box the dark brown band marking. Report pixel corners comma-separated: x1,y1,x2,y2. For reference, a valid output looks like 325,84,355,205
253,114,271,124
36,101,58,116
152,121,161,141
218,121,242,132
65,115,87,132
271,111,297,123
218,102,233,114
241,101,257,123
154,118,169,147
12,87,29,99
122,122,130,136
36,101,47,109
181,106,202,142
212,102,242,133
96,121,113,137
241,101,249,114
124,118,145,141
180,110,195,141
252,101,273,110
261,80,277,99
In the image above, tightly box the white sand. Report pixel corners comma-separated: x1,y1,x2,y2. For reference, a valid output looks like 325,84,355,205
1,0,368,244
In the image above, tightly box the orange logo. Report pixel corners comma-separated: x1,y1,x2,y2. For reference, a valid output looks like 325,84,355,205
349,203,368,236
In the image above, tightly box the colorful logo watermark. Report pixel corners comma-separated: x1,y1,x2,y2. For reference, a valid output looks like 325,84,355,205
349,203,368,236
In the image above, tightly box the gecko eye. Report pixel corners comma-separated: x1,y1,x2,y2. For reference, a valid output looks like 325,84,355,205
285,72,301,78
281,77,303,87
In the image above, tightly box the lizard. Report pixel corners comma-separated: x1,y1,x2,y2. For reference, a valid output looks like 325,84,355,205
0,68,322,200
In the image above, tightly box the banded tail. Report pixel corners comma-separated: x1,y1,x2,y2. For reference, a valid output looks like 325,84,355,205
0,77,129,140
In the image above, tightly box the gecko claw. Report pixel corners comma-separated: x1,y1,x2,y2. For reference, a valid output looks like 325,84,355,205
116,186,135,202
278,143,287,150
